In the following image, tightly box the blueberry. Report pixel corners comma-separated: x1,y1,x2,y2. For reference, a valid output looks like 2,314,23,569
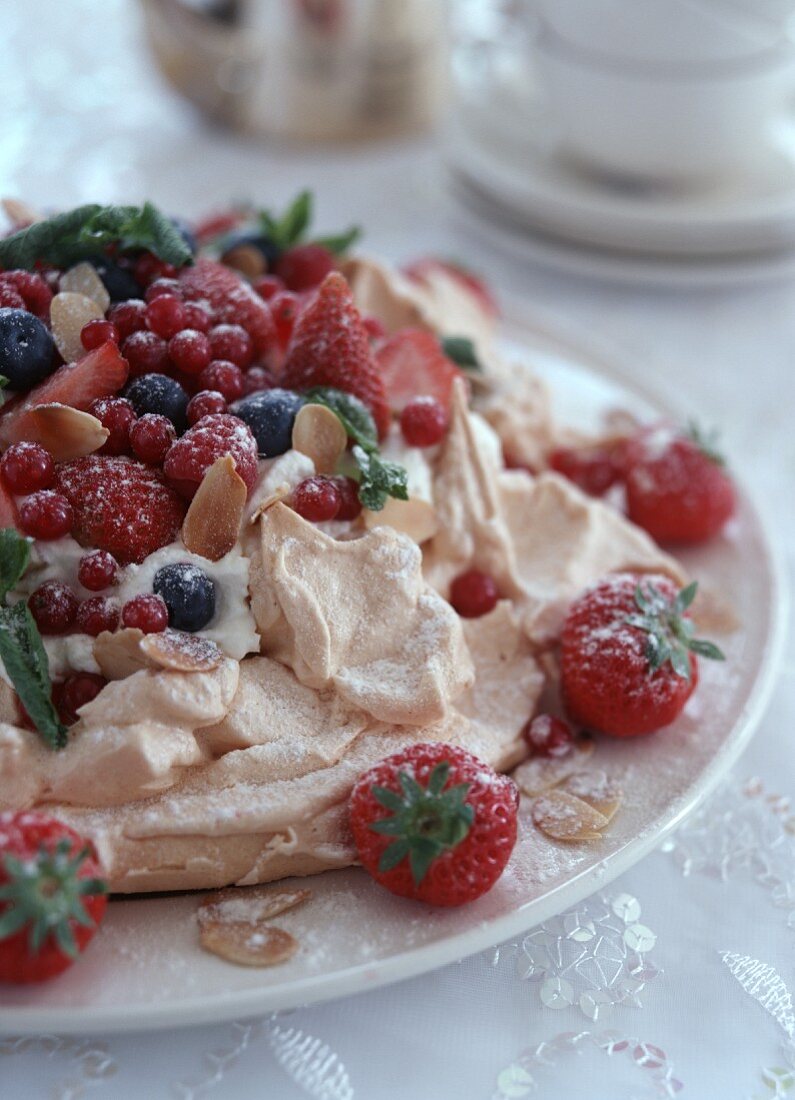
170,217,197,256
0,308,56,391
230,389,304,457
221,230,281,269
90,259,141,303
153,563,216,632
124,373,189,432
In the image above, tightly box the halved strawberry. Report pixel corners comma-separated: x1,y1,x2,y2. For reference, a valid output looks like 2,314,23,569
0,343,129,447
403,258,499,319
376,329,463,415
179,258,276,356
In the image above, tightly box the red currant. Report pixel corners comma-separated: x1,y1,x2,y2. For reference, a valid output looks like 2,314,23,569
76,597,120,636
79,318,118,352
243,366,275,395
449,569,500,618
53,672,107,725
134,253,176,287
208,324,254,368
168,329,211,375
198,361,244,402
129,414,177,465
275,244,335,292
270,291,299,347
28,581,79,634
182,301,212,332
524,715,575,758
121,594,168,634
18,491,73,540
362,316,386,341
187,390,227,425
89,397,137,456
291,476,342,522
400,396,448,447
145,295,185,340
108,299,147,339
334,476,363,521
121,330,169,376
78,550,118,591
548,445,621,497
144,278,182,303
0,442,54,494
253,274,284,301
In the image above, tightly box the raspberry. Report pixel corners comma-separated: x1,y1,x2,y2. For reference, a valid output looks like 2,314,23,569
253,274,283,301
187,390,227,426
107,299,146,339
122,330,169,376
334,475,362,521
243,366,275,395
76,597,119,636
449,570,500,618
163,413,258,499
208,324,254,368
168,329,211,375
53,456,186,565
18,491,73,540
53,673,107,725
28,581,79,634
275,244,335,292
77,550,118,591
144,278,182,303
270,291,299,348
121,594,168,633
80,319,118,352
129,413,177,465
400,396,448,447
0,442,54,494
198,361,244,402
134,253,176,287
182,302,212,332
145,295,185,340
0,270,52,320
0,285,25,310
291,476,341,522
179,257,276,356
89,397,136,456
524,715,575,758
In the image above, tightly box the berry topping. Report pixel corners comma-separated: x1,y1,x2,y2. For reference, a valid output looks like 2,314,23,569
362,316,386,341
230,389,303,457
77,550,118,592
524,715,575,758
91,259,140,302
449,570,500,619
145,294,185,340
334,475,363,521
0,442,54,494
549,443,622,497
18,491,74,541
129,413,177,465
89,396,136,456
144,278,182,303
269,291,299,348
28,581,79,635
53,673,107,726
163,412,258,498
404,257,498,318
124,373,189,432
167,329,211,375
376,329,462,415
291,476,342,522
53,456,186,565
243,366,275,395
179,257,276,356
80,319,118,352
0,285,25,310
282,273,390,437
400,396,448,447
153,562,216,632
274,243,335,292
253,274,284,301
197,360,244,402
181,301,211,332
0,270,53,320
121,330,170,377
0,309,57,391
187,390,227,425
121,593,168,634
75,597,119,637
134,253,176,287
208,324,254,368
349,742,518,907
107,299,146,339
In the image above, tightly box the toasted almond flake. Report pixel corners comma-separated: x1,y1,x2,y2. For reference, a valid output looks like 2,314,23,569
199,920,298,967
50,291,104,363
363,496,438,544
198,886,311,927
140,631,222,673
93,628,152,681
2,198,44,226
291,403,347,475
222,243,267,280
182,455,247,561
27,404,109,461
690,586,741,635
60,262,111,312
561,770,622,822
249,484,291,523
532,789,608,842
513,739,595,797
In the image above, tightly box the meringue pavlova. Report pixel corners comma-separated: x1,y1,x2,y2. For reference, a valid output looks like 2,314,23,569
0,195,729,913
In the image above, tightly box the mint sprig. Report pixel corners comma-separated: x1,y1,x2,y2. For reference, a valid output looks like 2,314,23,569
256,191,360,255
0,202,193,271
441,335,481,372
0,528,30,602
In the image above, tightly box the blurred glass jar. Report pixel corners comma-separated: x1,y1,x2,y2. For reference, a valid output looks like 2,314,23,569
140,0,449,142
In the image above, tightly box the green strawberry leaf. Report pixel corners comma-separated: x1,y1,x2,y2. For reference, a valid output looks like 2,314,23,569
314,226,361,255
626,580,725,681
0,529,30,603
686,420,726,466
441,335,481,372
0,602,66,749
352,446,409,512
278,190,313,248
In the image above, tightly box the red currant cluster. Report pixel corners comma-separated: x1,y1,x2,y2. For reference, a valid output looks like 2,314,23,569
290,476,362,523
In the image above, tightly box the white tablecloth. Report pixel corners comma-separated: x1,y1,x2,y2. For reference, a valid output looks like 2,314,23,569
2,3,795,1097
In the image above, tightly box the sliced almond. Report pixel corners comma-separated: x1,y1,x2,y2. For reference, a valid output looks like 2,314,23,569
513,739,595,797
94,628,152,681
199,920,298,967
27,404,108,461
50,291,104,363
182,455,247,561
60,262,111,312
363,496,438,544
198,886,311,927
2,198,44,226
140,631,222,673
221,243,267,280
561,770,622,823
532,789,608,842
291,403,347,475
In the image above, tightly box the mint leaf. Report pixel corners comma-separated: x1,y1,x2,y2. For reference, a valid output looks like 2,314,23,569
0,603,66,749
314,226,361,256
278,191,312,248
441,335,481,372
352,445,409,512
304,387,378,453
0,529,30,603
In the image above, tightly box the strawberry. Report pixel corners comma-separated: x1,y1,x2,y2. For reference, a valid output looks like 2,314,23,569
163,413,258,499
281,272,391,437
349,742,518,907
179,258,276,357
0,342,129,447
0,811,107,983
376,329,463,416
403,258,499,318
624,424,736,544
560,573,724,738
53,455,185,564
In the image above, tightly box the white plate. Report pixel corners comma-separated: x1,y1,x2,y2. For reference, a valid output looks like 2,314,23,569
0,318,786,1035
